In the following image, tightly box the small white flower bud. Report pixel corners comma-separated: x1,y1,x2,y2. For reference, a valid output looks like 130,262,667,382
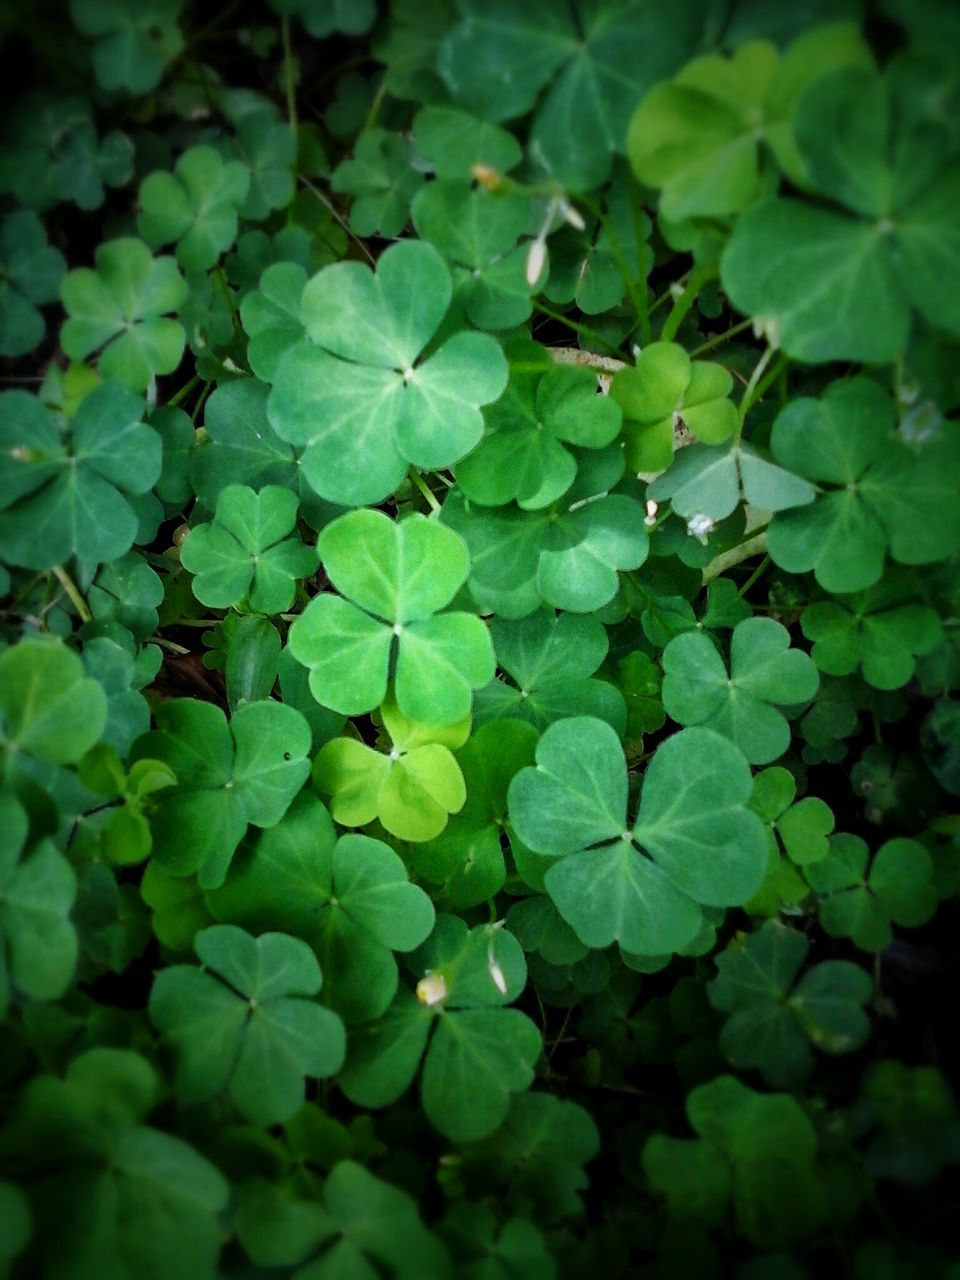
687,512,715,543
526,238,547,287
416,972,448,1007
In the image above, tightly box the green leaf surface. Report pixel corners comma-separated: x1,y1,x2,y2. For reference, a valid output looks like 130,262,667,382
149,924,345,1124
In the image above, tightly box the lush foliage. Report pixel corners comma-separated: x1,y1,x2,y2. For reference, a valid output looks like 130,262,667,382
1,2,959,1277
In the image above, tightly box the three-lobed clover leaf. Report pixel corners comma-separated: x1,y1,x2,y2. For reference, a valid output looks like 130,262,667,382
627,25,872,221
766,377,960,592
722,65,960,362
1,1048,228,1280
149,924,345,1125
339,916,541,1142
412,182,537,329
180,484,317,615
610,341,738,473
647,437,816,522
0,792,78,1020
443,447,650,618
138,146,250,272
235,1159,451,1278
0,211,66,358
331,128,425,238
0,385,161,569
801,569,943,691
438,0,705,191
456,340,623,509
708,920,872,1088
60,237,187,391
662,617,819,765
412,718,539,909
230,111,297,221
805,833,937,952
313,696,471,843
474,608,627,736
288,507,495,725
239,261,307,382
71,0,184,94
268,239,508,506
269,0,376,38
206,791,435,1023
508,716,768,956
131,697,311,888
643,1075,825,1249
748,764,835,873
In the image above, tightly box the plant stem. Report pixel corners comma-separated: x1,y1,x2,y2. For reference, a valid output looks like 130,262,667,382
736,345,776,435
659,265,714,342
690,317,753,356
737,553,771,598
281,17,298,132
298,174,376,265
408,467,441,513
580,192,649,345
51,565,91,622
361,79,387,134
150,636,191,655
167,374,201,408
532,301,619,354
702,531,768,583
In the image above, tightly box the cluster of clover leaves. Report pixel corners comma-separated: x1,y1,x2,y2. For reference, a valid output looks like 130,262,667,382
1,1,959,1278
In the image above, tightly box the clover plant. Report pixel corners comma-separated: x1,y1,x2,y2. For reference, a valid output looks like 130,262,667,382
1,4,958,1277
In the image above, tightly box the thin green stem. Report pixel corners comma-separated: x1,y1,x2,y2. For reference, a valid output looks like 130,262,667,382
532,301,619,354
659,265,715,343
690,317,753,357
150,635,191,655
51,566,91,622
281,17,298,132
408,467,441,513
167,375,201,408
191,381,214,425
298,175,375,265
361,79,387,133
580,192,648,344
737,553,771,598
736,345,776,436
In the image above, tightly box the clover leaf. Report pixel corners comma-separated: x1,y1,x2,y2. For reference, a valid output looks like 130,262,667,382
708,920,872,1088
239,261,307,381
610,341,738,473
131,698,311,888
443,448,650,617
288,508,495,724
412,182,536,329
268,239,508,506
627,25,872,221
138,146,250,272
313,697,470,843
475,608,626,735
339,917,541,1141
861,1060,960,1185
647,437,816,522
456,340,623,508
767,377,960,591
0,212,66,358
643,1075,824,1249
231,112,297,221
180,484,317,615
508,717,767,956
0,793,78,1020
722,65,960,362
149,924,344,1124
0,638,106,767
805,834,937,952
60,238,187,391
801,569,943,691
0,385,161,569
544,174,652,317
270,0,376,37
235,1160,450,1278
749,766,835,867
412,718,539,908
438,0,704,191
331,128,425,237
457,1092,600,1225
662,617,818,764
206,792,435,1022
413,105,522,182
86,552,164,642
71,0,184,94
1,1048,228,1280
0,1182,30,1277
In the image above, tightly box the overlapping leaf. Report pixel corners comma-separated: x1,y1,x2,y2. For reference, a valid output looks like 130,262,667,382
138,146,250,272
269,240,507,506
508,717,767,956
288,508,494,724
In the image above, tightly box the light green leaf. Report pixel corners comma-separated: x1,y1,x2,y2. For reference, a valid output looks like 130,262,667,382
0,638,107,765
